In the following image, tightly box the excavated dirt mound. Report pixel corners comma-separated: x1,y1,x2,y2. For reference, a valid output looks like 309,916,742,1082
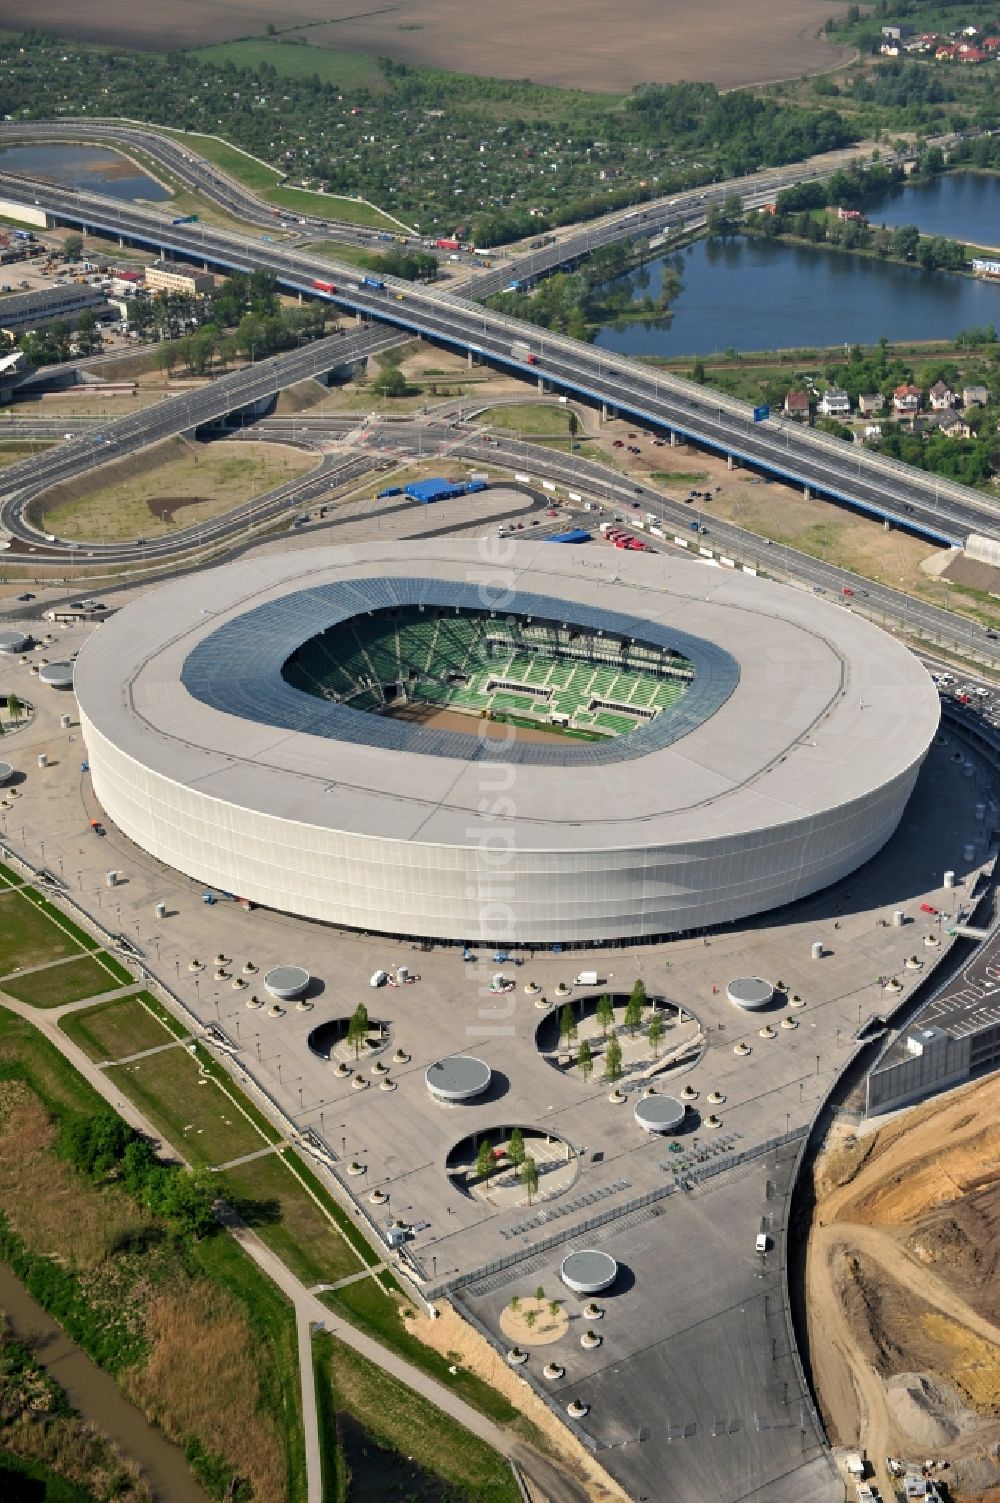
885,1372,971,1449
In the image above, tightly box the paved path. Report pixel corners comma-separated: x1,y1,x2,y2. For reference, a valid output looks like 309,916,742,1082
0,992,591,1503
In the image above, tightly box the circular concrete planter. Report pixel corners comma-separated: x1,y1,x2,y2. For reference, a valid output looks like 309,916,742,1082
707,1091,725,1105
246,994,263,1009
295,1000,313,1012
507,1348,528,1367
789,994,805,1008
734,1042,751,1056
904,956,923,970
351,1075,368,1091
379,1076,396,1091
189,960,204,973
524,981,540,995
543,1362,564,1380
580,1330,602,1350
372,1060,389,1076
369,1189,388,1206
705,1113,722,1129
567,1400,589,1419
232,978,247,990
267,1005,284,1018
334,1061,352,1077
243,962,257,975
393,1049,410,1064
924,934,941,948
759,1025,776,1039
680,1085,698,1102
780,1018,798,1030
214,969,228,982
608,1088,626,1104
347,1161,365,1176
883,979,903,994
583,1302,604,1321
555,983,571,997
535,997,551,1010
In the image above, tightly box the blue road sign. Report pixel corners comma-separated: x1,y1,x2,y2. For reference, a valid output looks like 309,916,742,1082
753,405,770,422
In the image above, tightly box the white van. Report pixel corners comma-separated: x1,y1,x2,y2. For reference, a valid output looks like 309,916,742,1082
574,970,599,987
755,1232,768,1254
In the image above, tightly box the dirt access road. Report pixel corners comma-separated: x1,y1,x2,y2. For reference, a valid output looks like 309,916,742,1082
4,0,855,92
806,1075,1000,1501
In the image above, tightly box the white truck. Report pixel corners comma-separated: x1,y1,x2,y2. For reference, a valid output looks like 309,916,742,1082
574,970,600,987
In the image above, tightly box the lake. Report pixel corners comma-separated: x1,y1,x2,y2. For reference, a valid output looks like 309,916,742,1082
0,142,170,203
593,235,1000,357
864,170,1000,248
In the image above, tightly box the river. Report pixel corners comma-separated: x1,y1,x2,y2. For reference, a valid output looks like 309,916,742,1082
0,143,170,203
593,233,1000,358
0,1260,209,1502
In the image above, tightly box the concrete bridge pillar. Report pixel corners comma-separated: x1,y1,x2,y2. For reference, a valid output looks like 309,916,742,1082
669,431,678,447
601,403,608,422
727,454,735,471
803,485,811,500
467,350,475,368
537,376,545,393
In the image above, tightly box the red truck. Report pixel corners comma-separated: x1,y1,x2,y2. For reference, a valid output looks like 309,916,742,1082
434,238,462,251
313,279,337,295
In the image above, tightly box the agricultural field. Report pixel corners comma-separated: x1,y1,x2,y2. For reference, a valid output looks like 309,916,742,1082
6,1,853,91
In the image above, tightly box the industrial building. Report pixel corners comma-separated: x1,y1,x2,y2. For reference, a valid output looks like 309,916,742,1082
74,541,939,946
0,283,109,338
144,260,215,297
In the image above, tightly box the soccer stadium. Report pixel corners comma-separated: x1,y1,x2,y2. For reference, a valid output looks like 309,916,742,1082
281,602,694,742
74,540,939,945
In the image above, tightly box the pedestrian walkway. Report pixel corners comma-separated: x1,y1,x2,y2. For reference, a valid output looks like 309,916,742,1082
98,1036,188,1068
213,1142,285,1172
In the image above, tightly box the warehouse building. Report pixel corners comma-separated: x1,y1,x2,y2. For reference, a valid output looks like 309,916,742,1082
0,283,110,338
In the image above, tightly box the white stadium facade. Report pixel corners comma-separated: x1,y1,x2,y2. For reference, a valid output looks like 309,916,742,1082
74,540,939,945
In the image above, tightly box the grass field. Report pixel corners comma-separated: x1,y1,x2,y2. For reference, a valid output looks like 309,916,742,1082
217,1150,367,1287
191,39,388,95
59,991,182,1061
0,441,57,468
317,1331,519,1503
34,437,318,543
0,953,132,1009
105,1047,271,1166
0,889,87,973
480,402,576,437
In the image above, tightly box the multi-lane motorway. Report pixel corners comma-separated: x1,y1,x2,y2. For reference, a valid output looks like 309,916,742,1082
2,157,994,560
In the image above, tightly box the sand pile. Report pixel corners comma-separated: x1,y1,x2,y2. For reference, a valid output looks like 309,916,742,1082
885,1372,975,1448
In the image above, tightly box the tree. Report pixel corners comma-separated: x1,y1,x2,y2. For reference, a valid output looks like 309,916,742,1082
63,232,83,262
624,978,647,1036
558,1003,577,1044
476,1137,494,1180
520,1155,539,1205
510,1294,520,1313
346,1002,369,1059
604,1030,623,1083
155,1165,217,1238
371,366,408,397
154,342,179,377
567,410,579,445
577,1038,594,1083
508,1127,525,1169
549,1299,560,1319
595,995,614,1038
648,1010,665,1059
535,1284,545,1302
524,1308,537,1331
75,309,101,356
5,693,22,724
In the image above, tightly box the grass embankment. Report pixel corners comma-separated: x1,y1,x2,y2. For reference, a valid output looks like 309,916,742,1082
60,992,186,1062
0,1006,305,1502
0,884,132,1009
0,441,57,468
480,402,578,437
315,1332,521,1503
68,990,535,1492
32,437,318,544
158,119,404,230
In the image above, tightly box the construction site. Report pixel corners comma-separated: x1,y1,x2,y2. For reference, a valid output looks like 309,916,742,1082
803,1070,1000,1503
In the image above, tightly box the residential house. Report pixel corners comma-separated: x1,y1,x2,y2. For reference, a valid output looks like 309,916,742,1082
963,384,990,407
939,413,973,439
858,393,885,416
836,207,865,223
818,387,851,417
881,22,914,39
893,383,922,415
784,390,810,419
862,423,883,443
928,379,956,410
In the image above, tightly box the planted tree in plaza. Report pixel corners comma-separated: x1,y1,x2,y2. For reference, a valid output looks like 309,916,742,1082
6,694,22,725
476,1136,494,1181
625,978,647,1036
347,1002,370,1058
524,1309,537,1331
508,1127,525,1169
595,994,614,1037
559,1003,577,1045
510,1294,520,1313
521,1155,539,1205
535,1284,545,1302
604,1030,623,1083
577,1038,594,1083
549,1299,561,1320
648,1010,665,1059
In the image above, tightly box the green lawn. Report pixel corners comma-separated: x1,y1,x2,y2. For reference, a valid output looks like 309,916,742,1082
317,1332,520,1503
1,954,132,1009
216,1150,366,1287
0,887,102,974
59,991,181,1062
262,184,404,230
481,402,575,437
306,240,387,270
105,1047,271,1166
